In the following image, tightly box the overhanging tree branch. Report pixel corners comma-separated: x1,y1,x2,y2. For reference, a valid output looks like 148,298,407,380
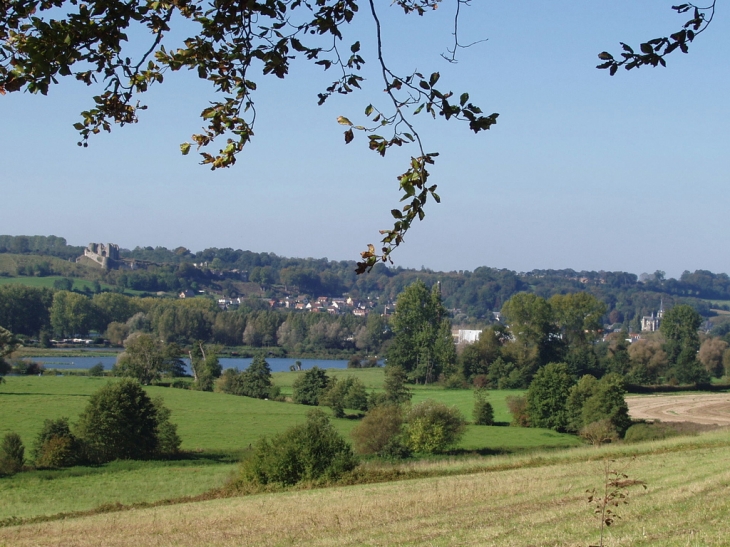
597,2,716,74
0,0,497,272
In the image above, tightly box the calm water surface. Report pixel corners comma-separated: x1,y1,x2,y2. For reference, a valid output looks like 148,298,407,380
24,356,351,374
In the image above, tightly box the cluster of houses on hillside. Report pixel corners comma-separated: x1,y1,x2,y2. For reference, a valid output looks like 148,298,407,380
263,296,382,316
178,290,391,317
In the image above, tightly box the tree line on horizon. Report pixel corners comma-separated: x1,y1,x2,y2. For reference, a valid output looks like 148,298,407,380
2,234,730,330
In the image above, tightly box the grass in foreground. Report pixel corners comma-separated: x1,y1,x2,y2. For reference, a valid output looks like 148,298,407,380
2,431,729,546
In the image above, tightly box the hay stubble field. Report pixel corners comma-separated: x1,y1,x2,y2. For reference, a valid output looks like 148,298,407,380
2,433,730,546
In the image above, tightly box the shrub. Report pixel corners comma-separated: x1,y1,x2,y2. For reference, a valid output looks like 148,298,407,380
113,333,183,385
443,372,468,389
35,436,79,469
240,409,357,486
216,368,244,394
381,365,412,405
88,363,105,376
322,376,369,417
13,360,45,375
506,395,529,427
32,417,83,468
292,366,330,405
75,379,180,462
351,404,405,456
0,432,25,474
405,400,466,454
624,422,679,443
473,390,494,425
189,342,222,391
579,419,619,447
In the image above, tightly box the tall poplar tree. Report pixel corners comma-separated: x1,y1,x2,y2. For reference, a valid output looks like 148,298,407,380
660,305,708,384
387,280,452,384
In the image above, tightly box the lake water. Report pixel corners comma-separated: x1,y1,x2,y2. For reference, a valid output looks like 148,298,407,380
23,356,353,374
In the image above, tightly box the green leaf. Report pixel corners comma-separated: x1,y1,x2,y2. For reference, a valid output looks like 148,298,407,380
337,116,353,126
180,142,191,155
365,104,373,116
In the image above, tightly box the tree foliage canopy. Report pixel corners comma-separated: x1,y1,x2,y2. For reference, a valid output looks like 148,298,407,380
75,378,180,462
525,362,575,432
0,0,499,269
114,332,184,384
292,366,331,405
387,280,452,383
660,304,707,384
0,325,19,378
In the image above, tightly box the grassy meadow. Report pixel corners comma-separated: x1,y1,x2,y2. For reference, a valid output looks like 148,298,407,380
0,371,583,522
2,431,729,546
0,275,149,296
1,373,579,455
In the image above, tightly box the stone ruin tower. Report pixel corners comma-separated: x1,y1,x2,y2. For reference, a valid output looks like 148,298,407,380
82,242,120,270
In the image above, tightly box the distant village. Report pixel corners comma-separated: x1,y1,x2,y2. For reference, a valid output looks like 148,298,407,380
74,242,707,347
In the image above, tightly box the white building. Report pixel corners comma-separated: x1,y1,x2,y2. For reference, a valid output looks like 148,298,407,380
641,300,665,332
455,329,482,344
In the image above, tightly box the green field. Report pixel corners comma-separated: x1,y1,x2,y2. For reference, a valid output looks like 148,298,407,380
274,368,520,423
0,373,583,522
0,373,576,454
0,275,148,296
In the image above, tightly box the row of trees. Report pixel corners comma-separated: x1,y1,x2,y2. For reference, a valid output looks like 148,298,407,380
458,293,722,388
3,235,727,324
0,285,386,354
523,365,631,437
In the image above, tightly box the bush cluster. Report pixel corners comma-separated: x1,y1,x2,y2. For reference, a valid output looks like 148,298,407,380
32,418,83,468
216,354,281,400
405,400,466,454
2,378,181,474
321,376,369,417
240,409,357,487
624,422,680,443
520,363,632,438
351,404,406,456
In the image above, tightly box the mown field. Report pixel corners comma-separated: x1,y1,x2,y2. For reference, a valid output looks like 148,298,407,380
2,431,729,546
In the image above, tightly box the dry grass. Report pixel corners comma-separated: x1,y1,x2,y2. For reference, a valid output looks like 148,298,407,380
2,431,729,547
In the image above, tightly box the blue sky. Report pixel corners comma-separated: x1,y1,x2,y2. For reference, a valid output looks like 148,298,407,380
1,1,728,278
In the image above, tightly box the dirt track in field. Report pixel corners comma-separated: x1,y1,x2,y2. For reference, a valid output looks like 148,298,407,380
625,393,730,426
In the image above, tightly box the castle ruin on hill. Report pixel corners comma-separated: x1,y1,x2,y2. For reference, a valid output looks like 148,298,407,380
78,242,120,270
